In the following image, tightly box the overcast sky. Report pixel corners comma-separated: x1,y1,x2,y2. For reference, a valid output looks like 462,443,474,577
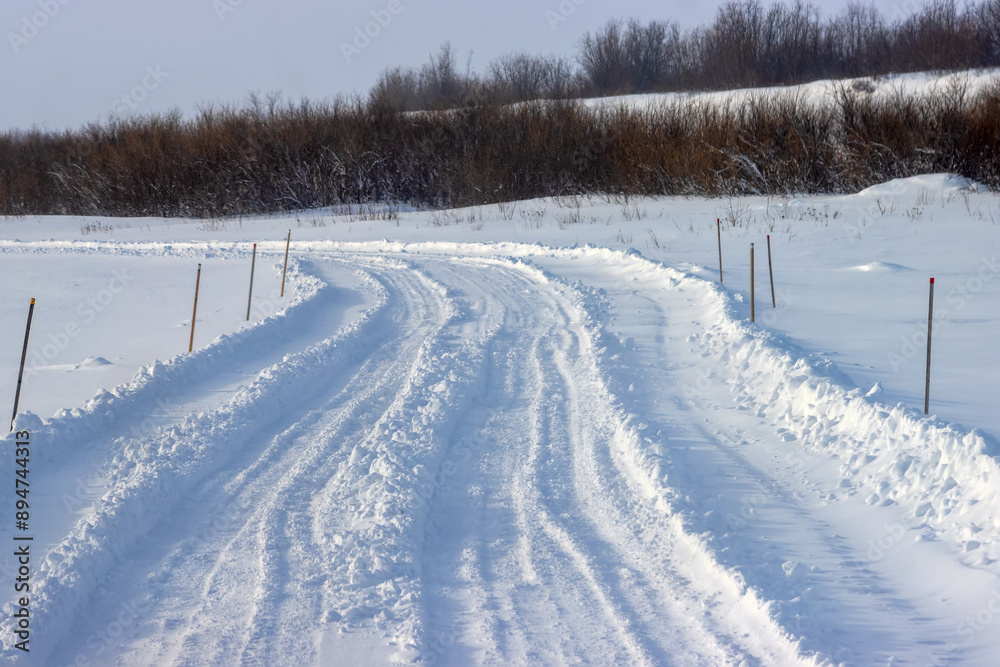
2,0,911,131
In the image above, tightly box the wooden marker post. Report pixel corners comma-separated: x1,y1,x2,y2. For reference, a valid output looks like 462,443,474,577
189,264,202,353
246,243,257,322
925,277,935,415
767,234,776,308
280,230,291,298
717,218,724,283
750,243,756,322
10,298,35,431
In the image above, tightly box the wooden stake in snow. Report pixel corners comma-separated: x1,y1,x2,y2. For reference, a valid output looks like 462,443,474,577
10,298,35,432
925,277,935,415
189,264,201,353
246,243,257,322
280,229,291,298
767,234,776,308
717,218,724,283
750,243,756,322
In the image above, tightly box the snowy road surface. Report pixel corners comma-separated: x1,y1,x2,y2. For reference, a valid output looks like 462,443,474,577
1,231,999,665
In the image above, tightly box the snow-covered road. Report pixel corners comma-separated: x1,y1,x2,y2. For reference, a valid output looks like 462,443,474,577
2,236,1000,665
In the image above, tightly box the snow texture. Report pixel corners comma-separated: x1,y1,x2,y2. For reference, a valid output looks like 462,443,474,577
0,172,997,665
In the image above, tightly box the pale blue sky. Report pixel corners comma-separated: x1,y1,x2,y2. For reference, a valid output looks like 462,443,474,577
2,0,912,131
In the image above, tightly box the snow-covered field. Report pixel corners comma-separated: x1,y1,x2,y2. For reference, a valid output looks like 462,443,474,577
0,173,998,665
583,68,1000,112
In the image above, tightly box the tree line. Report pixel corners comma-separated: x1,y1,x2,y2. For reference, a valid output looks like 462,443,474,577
1,0,999,217
2,82,997,218
371,0,1000,109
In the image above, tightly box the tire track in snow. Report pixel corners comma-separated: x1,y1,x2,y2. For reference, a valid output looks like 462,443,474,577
547,328,808,667
520,246,1000,665
0,254,346,639
529,275,807,666
8,241,899,665
519,331,658,666
59,253,501,666
26,259,393,666
305,258,501,663
415,263,648,665
416,256,811,666
231,259,461,665
397,257,652,664
133,334,421,666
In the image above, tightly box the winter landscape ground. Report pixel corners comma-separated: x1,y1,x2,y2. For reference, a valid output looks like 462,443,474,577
0,170,997,666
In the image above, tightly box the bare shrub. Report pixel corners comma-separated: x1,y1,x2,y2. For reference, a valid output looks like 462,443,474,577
3,1,1000,217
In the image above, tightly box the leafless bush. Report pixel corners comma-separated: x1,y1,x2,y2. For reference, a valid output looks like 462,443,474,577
979,0,1000,60
573,1,1000,95
375,2,999,106
1,64,999,218
487,52,577,103
369,43,481,111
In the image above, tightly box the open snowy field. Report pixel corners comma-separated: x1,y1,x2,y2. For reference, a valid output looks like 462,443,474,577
0,173,998,665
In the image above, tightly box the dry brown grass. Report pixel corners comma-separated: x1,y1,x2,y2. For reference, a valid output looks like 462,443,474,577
1,83,998,218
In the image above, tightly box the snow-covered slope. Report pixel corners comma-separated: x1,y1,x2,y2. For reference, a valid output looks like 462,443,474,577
580,68,1000,112
0,173,997,665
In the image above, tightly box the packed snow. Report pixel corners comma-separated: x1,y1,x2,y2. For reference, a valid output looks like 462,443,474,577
0,173,998,665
